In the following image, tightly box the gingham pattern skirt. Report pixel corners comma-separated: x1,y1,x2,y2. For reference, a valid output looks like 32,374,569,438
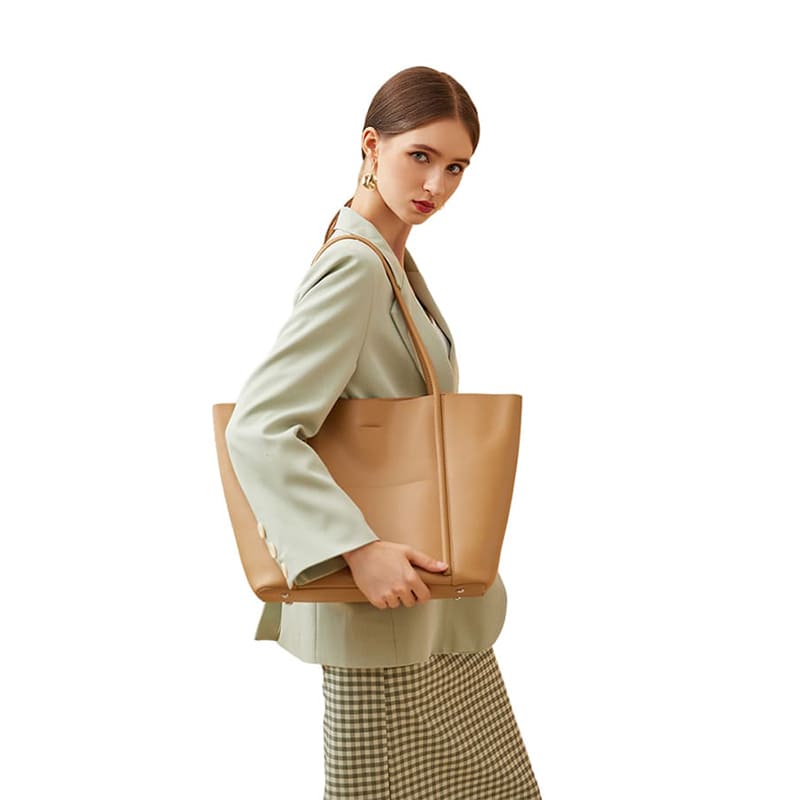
321,647,542,799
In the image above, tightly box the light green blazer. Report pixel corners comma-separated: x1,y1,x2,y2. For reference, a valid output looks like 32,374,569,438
225,206,507,667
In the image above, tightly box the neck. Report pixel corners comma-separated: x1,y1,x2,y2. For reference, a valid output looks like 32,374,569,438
350,185,411,267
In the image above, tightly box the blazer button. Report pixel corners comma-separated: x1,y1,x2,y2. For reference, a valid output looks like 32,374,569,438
256,521,266,540
267,541,277,559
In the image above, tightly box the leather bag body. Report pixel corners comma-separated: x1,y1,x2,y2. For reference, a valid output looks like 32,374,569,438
212,233,522,603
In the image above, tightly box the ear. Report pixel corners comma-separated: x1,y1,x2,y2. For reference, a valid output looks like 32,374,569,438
361,126,380,162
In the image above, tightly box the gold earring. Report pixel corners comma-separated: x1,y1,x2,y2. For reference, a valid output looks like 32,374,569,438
361,171,377,190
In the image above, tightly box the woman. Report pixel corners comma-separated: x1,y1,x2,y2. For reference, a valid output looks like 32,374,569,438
225,66,543,799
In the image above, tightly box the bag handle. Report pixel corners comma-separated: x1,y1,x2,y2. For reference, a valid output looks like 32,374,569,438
309,233,442,398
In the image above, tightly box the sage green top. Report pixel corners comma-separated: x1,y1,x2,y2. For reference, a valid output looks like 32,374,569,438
226,206,508,667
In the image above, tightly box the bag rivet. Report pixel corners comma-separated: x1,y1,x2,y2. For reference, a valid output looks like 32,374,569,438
456,586,465,594
281,592,289,600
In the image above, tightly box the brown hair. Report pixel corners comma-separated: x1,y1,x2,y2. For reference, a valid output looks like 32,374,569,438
324,66,480,241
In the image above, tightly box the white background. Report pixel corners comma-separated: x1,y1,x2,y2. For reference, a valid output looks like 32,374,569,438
2,1,798,798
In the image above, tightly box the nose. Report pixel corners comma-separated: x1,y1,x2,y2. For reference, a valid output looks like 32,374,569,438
422,169,446,200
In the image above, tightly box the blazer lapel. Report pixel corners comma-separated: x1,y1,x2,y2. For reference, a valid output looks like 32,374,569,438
404,250,458,388
391,257,458,393
405,263,456,356
333,206,459,392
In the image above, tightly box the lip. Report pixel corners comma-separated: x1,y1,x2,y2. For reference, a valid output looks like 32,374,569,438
412,200,435,214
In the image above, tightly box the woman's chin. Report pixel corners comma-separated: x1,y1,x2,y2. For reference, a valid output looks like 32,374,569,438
405,207,434,226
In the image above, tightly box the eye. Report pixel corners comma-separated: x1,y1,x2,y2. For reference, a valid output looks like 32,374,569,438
447,164,464,175
410,151,429,163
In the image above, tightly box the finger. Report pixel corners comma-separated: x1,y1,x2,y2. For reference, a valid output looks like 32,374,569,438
374,592,390,610
399,591,417,608
414,579,432,603
410,548,447,571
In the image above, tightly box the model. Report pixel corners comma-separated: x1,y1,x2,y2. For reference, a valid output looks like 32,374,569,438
225,65,543,799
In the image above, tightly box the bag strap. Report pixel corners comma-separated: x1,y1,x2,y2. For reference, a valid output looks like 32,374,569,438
310,233,441,397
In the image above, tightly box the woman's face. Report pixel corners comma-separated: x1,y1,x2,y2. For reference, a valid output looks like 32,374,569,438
366,118,473,225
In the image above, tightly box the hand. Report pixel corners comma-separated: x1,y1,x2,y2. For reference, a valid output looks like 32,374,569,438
342,540,449,609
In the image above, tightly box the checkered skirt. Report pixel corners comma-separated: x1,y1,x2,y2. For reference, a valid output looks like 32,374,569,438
321,647,542,799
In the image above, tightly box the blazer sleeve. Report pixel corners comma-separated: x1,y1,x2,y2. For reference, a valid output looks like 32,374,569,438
224,240,383,589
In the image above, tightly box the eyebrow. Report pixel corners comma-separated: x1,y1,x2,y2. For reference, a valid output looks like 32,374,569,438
409,144,471,166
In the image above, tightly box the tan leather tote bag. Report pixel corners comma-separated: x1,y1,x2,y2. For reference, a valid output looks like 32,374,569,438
212,233,522,603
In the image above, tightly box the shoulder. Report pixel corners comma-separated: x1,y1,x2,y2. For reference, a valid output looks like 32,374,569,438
294,235,386,305
313,235,387,276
